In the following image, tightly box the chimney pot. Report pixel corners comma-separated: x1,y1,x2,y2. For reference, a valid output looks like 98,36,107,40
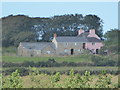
78,29,84,35
54,33,57,38
89,29,95,34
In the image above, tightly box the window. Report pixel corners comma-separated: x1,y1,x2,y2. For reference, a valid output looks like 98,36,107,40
65,43,68,46
37,50,41,54
47,51,51,54
66,43,68,45
78,49,81,52
29,47,32,49
75,43,77,46
92,43,95,45
64,49,68,52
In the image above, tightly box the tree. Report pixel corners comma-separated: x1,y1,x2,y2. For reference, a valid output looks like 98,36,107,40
102,29,120,54
83,15,103,37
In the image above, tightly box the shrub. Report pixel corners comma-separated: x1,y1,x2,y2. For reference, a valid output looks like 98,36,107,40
3,67,29,76
3,70,23,88
91,55,118,66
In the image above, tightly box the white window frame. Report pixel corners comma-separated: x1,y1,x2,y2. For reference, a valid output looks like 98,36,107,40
47,51,51,54
78,49,81,52
64,49,68,52
75,42,77,46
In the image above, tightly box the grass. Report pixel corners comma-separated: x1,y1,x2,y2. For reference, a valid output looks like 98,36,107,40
37,66,118,72
2,46,92,63
2,54,92,63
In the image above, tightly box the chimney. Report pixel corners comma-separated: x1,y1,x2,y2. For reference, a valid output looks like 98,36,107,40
54,33,57,38
88,29,100,39
78,29,84,35
89,29,95,34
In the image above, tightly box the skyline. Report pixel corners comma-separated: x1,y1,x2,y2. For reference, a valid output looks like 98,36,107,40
1,2,118,33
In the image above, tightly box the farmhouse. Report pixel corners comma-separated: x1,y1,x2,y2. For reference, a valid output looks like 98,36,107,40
18,29,103,57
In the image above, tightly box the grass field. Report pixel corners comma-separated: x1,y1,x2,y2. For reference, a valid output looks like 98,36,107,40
2,54,92,63
36,66,118,72
2,66,118,71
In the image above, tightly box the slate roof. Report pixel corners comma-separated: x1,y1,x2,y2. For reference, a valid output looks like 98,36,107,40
56,37,88,42
20,42,56,50
77,32,89,37
56,34,102,42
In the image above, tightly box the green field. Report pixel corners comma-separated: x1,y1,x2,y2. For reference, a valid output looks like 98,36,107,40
36,66,118,72
2,54,92,63
2,66,118,71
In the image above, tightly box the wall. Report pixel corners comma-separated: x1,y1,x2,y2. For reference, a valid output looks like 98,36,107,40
85,42,103,53
56,42,84,56
18,44,56,57
41,45,56,56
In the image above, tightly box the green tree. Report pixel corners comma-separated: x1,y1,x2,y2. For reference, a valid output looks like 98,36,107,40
103,29,120,54
83,14,103,37
2,14,103,47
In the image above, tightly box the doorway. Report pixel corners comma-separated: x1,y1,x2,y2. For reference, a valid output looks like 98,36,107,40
96,49,99,54
83,43,85,49
71,49,74,55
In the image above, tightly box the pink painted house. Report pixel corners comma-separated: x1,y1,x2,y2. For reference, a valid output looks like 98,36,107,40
77,29,103,54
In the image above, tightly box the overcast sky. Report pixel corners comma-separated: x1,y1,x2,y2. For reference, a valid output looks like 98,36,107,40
1,1,118,33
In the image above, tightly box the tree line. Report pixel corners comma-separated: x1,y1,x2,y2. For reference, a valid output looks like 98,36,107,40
2,14,103,47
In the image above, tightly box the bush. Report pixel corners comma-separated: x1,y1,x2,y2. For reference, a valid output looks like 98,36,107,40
21,61,35,67
2,47,17,55
3,67,29,76
3,69,23,88
91,55,118,66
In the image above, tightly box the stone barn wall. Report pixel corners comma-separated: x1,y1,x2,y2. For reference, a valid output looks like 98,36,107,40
56,42,84,56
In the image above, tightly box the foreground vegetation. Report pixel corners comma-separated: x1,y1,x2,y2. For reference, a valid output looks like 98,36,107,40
2,66,118,76
2,69,119,88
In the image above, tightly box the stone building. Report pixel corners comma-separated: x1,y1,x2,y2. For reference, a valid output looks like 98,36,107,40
18,29,103,57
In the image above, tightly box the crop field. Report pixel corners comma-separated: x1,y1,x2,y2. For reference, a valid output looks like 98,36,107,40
21,74,119,88
2,69,119,88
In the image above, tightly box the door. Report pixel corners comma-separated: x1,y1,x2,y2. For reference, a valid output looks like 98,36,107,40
71,49,74,55
83,43,85,49
96,49,99,54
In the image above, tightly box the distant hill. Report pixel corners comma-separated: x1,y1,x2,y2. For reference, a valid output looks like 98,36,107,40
2,14,103,47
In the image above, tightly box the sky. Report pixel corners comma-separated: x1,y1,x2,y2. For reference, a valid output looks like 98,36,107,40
1,1,118,33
